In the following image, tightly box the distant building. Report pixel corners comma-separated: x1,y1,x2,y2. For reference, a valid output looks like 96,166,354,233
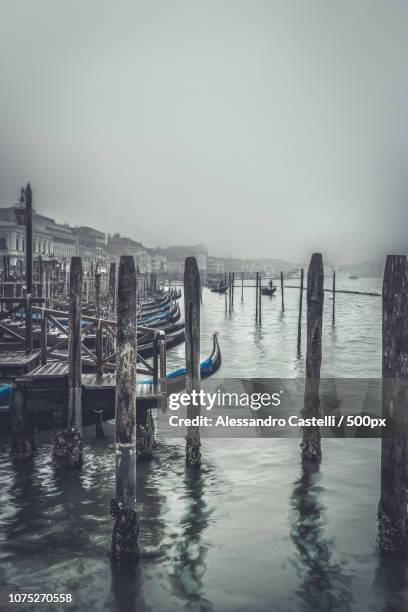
224,257,242,273
156,244,207,277
207,256,225,275
48,222,78,261
167,256,185,276
72,226,106,272
0,205,75,271
150,252,167,275
106,234,152,272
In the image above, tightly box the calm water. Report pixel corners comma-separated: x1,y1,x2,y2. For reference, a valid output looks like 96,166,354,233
1,274,407,611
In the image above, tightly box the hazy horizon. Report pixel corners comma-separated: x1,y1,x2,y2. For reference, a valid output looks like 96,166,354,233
1,1,408,264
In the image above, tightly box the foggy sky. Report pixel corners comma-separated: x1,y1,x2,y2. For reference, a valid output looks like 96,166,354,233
1,0,408,264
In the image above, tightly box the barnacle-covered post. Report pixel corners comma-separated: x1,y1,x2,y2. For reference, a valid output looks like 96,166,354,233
111,255,139,560
184,256,201,466
9,384,36,461
53,256,83,467
301,254,324,462
378,255,408,553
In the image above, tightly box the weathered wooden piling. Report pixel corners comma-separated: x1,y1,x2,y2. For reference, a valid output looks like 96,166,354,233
258,275,262,324
232,272,235,306
25,183,33,354
53,257,83,468
107,263,117,355
184,257,201,466
332,269,336,325
241,271,244,302
280,271,285,310
108,264,116,314
95,273,103,375
301,254,324,462
40,312,47,365
377,255,408,553
111,255,139,561
297,268,304,355
9,384,37,461
95,273,101,317
255,272,259,322
93,409,105,438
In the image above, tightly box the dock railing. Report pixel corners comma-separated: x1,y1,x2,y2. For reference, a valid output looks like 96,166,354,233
30,305,167,384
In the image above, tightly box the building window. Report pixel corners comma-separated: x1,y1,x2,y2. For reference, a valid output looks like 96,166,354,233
0,238,6,250
16,237,19,251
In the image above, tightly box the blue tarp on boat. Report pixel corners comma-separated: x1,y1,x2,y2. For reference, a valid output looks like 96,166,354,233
0,385,13,406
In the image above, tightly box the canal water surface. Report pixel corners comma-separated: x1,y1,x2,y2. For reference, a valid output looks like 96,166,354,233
1,275,407,611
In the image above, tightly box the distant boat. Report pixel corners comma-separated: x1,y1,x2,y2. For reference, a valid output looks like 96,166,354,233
349,275,359,280
211,281,227,294
260,280,277,296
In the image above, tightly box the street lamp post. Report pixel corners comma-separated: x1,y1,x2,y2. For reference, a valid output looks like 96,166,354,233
15,183,33,353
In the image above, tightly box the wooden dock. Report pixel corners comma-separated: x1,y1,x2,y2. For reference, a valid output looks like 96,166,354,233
17,360,162,395
8,360,163,431
0,349,40,379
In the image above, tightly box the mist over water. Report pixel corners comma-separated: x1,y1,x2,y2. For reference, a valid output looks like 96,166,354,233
1,1,408,262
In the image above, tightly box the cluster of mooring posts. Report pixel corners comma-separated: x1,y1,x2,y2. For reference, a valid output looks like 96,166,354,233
214,266,377,352
2,184,225,560
209,253,406,554
2,185,407,559
4,252,207,560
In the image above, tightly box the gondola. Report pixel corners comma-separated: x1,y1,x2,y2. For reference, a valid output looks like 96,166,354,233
152,332,221,387
260,281,277,296
211,283,227,294
81,325,186,357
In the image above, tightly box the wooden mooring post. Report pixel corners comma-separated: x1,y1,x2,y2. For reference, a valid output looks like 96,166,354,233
53,257,83,468
24,183,33,354
184,257,201,466
241,271,244,302
280,271,285,311
10,384,37,461
111,255,139,561
332,269,336,325
107,263,117,355
255,272,259,322
297,268,304,355
377,255,408,553
301,254,324,462
95,273,103,376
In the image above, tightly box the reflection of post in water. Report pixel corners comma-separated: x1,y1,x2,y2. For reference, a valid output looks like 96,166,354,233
135,453,166,552
3,460,44,560
378,255,408,553
290,462,353,611
373,554,408,611
110,561,149,612
51,461,93,553
169,466,213,611
301,253,324,462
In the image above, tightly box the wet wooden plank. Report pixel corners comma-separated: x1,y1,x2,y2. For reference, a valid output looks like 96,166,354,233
0,350,40,366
